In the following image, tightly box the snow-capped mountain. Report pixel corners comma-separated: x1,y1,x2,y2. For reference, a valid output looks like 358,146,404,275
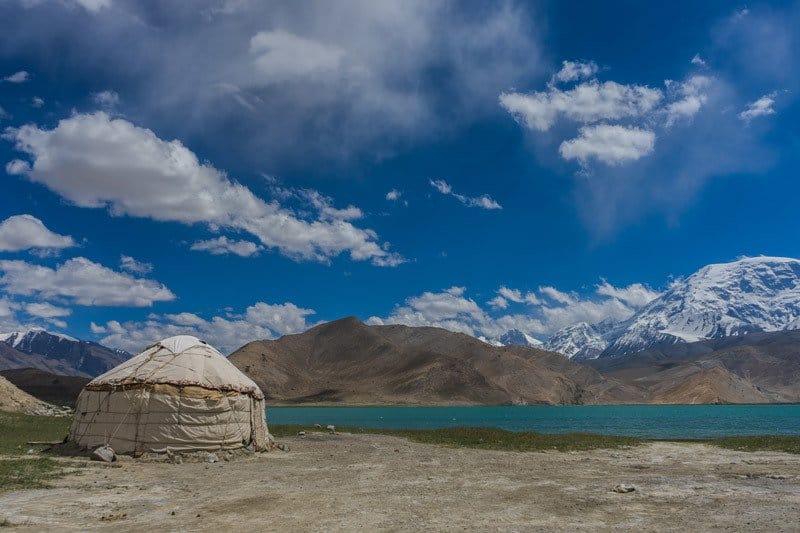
543,322,607,360
603,256,800,356
0,327,129,377
0,327,77,351
497,329,543,348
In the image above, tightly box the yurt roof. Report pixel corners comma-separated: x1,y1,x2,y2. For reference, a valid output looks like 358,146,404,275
87,335,264,398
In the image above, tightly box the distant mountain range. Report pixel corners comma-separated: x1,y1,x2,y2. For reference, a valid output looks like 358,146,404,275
229,316,644,405
0,328,128,377
528,257,800,360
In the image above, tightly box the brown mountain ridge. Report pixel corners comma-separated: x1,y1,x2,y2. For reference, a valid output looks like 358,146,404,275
229,317,646,405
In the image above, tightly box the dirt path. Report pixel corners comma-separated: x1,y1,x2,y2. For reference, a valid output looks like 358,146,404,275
2,433,800,531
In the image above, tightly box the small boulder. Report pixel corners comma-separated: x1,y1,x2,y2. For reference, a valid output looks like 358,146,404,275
277,443,290,452
612,484,636,494
326,425,336,434
91,445,116,463
205,452,219,463
313,423,322,429
297,431,306,438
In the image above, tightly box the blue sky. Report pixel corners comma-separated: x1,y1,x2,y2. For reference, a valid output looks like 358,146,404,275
0,0,798,353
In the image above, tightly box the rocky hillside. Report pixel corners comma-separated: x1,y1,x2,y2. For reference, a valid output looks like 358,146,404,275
229,317,645,405
1,368,89,407
0,373,64,415
589,330,800,404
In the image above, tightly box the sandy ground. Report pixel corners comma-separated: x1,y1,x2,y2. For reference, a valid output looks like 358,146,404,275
2,433,800,532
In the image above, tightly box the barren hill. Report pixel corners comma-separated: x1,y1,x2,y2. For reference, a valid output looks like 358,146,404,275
228,317,646,405
588,330,800,404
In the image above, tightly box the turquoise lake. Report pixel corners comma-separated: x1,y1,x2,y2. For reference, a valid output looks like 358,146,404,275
268,404,800,439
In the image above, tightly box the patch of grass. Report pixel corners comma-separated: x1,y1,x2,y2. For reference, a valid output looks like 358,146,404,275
703,436,800,455
0,458,66,491
271,424,642,452
0,411,70,456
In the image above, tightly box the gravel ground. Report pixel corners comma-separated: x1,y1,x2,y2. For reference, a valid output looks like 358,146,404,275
1,432,799,531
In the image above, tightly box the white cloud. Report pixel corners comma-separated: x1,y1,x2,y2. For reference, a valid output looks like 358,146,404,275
552,60,599,84
24,301,71,319
119,255,153,275
430,179,502,210
596,280,661,307
190,236,263,257
691,54,706,66
31,97,44,108
4,112,403,266
487,295,508,310
559,125,655,165
5,159,30,175
498,286,540,305
739,93,777,122
249,30,345,84
386,189,402,201
538,286,574,305
664,75,712,127
369,279,660,342
3,71,29,83
98,301,316,354
500,80,663,132
90,321,106,334
92,90,120,108
0,257,175,307
0,214,76,253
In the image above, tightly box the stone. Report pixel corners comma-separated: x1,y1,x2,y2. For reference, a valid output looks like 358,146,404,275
205,452,219,463
91,445,116,463
313,423,322,429
612,484,635,494
277,443,290,452
326,425,336,434
297,431,306,437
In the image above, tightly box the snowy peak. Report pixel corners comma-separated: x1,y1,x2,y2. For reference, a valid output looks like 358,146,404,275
0,328,128,377
543,322,608,360
604,256,800,356
0,328,77,350
497,329,543,348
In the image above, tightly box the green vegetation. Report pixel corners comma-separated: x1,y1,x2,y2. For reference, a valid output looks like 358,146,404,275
273,424,800,454
0,412,72,492
0,458,66,491
271,424,642,452
703,435,800,455
0,411,70,455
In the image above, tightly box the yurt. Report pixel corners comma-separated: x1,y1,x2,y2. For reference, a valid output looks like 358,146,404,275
69,335,271,453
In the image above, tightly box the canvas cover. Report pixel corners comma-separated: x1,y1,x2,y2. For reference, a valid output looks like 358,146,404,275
69,335,271,453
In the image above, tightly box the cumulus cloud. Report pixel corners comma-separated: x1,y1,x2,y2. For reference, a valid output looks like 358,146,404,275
98,301,316,353
190,236,263,257
119,255,153,275
559,125,655,165
552,60,599,84
5,159,30,175
0,214,76,253
499,80,662,132
738,93,777,122
0,257,175,307
92,90,120,108
90,321,106,334
3,71,29,83
4,112,403,266
498,286,540,305
595,280,661,307
370,280,660,342
31,97,44,108
429,179,502,210
24,302,70,318
385,189,402,201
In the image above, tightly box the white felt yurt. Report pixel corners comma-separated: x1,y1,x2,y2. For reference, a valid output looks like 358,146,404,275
69,335,271,453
